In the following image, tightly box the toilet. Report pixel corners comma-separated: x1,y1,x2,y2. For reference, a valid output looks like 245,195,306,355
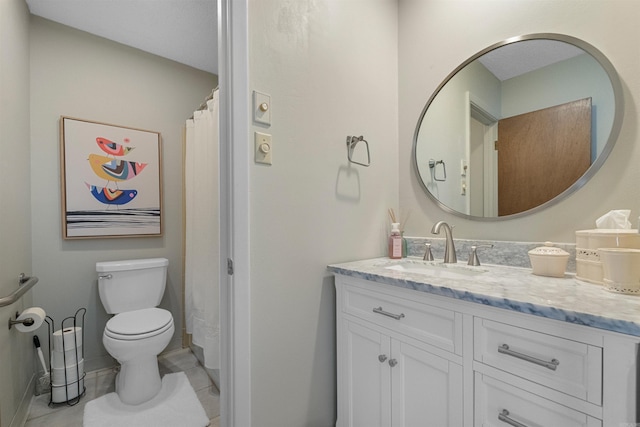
96,258,174,405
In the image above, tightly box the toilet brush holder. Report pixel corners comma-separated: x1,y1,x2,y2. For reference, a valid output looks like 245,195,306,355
33,336,50,396
44,308,87,406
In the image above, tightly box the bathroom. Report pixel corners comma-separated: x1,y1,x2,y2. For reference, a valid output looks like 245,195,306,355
2,0,640,426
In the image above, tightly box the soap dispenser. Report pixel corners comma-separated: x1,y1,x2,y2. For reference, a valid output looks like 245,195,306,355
388,223,402,259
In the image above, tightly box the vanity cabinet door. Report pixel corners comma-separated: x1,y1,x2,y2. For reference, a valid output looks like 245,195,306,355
391,340,463,427
339,318,391,427
337,317,463,427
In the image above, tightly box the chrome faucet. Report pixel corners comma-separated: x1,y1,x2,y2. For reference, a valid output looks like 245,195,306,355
431,221,457,263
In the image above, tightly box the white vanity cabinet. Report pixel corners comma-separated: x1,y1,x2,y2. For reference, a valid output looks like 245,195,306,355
336,276,464,427
473,315,605,427
334,272,639,427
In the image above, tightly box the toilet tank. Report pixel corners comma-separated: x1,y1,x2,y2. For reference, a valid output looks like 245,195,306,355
96,258,169,314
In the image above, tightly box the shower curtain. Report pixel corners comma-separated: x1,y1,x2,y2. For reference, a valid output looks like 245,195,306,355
184,89,219,370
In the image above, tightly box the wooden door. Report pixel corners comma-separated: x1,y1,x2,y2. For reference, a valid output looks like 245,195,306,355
497,98,591,216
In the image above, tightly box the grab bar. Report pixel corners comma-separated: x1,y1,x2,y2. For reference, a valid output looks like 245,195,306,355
0,275,39,308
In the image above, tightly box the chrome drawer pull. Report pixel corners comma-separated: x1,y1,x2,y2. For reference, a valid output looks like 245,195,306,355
498,344,559,371
498,409,529,427
373,306,405,320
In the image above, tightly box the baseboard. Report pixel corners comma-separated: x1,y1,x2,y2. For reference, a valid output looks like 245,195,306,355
9,373,35,427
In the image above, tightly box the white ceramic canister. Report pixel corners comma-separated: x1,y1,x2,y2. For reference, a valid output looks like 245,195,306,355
528,242,570,278
599,248,640,294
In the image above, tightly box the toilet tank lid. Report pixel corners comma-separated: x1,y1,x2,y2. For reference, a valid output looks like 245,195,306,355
96,258,168,272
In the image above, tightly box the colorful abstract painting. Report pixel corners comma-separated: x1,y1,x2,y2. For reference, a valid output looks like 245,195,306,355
60,117,162,239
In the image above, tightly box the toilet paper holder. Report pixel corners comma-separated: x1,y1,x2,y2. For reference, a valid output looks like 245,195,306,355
43,307,87,406
8,311,35,330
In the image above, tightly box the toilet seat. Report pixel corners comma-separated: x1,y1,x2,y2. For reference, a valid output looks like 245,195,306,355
105,308,173,341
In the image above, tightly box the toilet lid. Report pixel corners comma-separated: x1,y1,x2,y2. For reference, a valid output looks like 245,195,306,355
105,308,173,340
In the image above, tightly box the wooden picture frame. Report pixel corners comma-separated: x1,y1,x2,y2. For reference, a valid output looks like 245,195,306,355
60,116,163,239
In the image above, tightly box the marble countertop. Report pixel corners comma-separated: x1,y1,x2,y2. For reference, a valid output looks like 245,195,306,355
328,257,640,337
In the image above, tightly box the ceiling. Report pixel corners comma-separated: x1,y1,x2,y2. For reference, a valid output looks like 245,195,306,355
479,39,584,81
25,0,218,75
23,3,582,83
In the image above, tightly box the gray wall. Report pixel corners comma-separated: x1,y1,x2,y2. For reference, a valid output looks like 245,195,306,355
399,0,640,242
248,0,399,425
29,17,216,372
0,1,34,425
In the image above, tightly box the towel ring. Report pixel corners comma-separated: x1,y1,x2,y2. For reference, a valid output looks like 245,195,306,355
429,159,446,181
346,135,371,167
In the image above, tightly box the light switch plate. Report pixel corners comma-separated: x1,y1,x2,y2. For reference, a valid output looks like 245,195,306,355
253,91,271,126
255,131,272,165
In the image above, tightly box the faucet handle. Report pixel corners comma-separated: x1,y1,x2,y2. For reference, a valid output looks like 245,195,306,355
423,243,434,261
467,244,494,266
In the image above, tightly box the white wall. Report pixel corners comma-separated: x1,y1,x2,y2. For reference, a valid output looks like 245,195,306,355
0,1,34,425
248,0,398,425
399,0,640,242
29,17,216,371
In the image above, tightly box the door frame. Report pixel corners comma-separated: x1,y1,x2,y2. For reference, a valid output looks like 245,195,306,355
218,0,251,425
467,92,499,217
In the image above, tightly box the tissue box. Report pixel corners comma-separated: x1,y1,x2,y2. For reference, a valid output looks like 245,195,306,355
575,229,640,284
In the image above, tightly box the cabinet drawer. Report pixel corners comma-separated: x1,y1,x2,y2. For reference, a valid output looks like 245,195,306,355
474,373,601,427
342,282,461,354
474,318,602,404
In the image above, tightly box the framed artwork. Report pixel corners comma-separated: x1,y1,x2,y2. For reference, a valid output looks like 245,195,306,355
60,116,163,239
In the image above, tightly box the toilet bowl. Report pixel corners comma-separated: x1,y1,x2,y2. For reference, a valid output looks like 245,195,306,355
103,308,174,405
96,258,173,406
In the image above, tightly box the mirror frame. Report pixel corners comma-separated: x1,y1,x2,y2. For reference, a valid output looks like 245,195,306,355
412,33,624,221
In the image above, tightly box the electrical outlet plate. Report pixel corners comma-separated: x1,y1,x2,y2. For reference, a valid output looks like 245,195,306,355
255,131,272,165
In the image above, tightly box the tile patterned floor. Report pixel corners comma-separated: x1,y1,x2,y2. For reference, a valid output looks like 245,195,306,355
24,348,220,427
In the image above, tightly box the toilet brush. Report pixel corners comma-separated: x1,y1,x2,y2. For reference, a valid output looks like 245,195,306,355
33,335,50,395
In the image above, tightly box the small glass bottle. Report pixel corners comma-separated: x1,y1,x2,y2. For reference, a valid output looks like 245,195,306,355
388,223,402,259
401,232,408,258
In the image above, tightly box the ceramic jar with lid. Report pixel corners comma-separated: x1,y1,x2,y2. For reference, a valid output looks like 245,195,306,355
528,242,570,278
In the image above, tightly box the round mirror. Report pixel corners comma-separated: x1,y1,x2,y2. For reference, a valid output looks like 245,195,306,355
412,33,623,220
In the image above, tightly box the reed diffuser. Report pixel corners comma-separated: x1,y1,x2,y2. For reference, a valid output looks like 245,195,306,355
388,208,410,258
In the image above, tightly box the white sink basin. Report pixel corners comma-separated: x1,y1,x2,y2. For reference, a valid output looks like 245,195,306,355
382,260,487,280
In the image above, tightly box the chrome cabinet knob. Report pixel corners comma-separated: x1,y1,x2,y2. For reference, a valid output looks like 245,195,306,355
388,358,398,367
378,354,388,363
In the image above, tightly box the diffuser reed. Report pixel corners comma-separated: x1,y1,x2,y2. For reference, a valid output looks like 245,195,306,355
388,208,410,232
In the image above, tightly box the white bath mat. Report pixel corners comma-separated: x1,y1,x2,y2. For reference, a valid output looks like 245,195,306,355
83,372,209,427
